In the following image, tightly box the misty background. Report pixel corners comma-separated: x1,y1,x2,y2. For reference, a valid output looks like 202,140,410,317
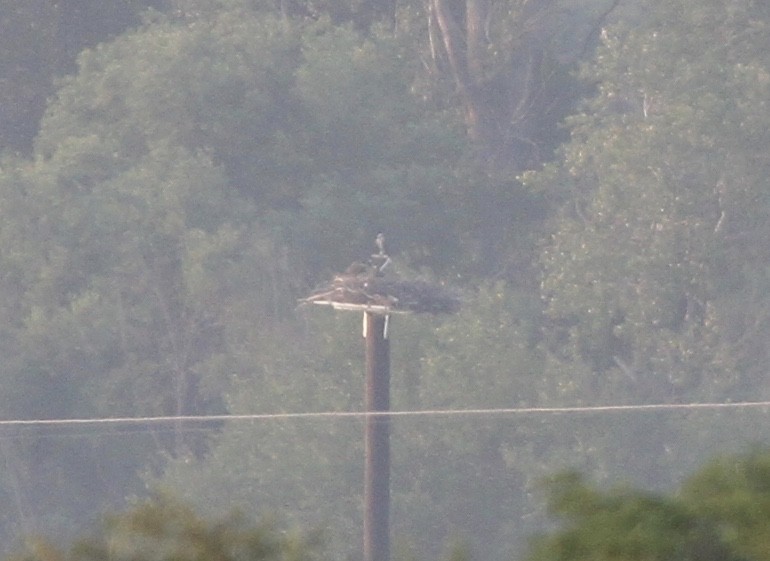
1,0,770,559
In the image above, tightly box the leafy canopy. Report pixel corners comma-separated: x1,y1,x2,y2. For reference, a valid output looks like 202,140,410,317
528,451,770,561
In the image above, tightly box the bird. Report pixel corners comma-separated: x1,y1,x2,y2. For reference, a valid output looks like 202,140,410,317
342,261,372,277
371,233,391,275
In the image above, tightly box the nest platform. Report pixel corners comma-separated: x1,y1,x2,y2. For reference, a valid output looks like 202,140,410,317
301,273,460,315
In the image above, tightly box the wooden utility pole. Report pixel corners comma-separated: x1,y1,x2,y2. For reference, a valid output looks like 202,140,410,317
363,312,390,561
301,234,459,561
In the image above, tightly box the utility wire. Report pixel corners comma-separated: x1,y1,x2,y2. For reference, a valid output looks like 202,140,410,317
0,399,768,428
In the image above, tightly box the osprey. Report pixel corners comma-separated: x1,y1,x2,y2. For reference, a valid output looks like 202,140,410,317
342,261,372,278
371,233,391,274
300,232,460,314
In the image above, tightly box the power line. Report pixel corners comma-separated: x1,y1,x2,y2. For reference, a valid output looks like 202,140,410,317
0,399,768,429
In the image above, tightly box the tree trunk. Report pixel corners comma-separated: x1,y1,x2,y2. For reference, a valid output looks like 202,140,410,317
430,0,495,148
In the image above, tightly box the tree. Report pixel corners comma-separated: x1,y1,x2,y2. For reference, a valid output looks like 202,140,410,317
529,0,770,405
516,0,770,508
529,450,770,561
0,0,163,154
9,495,322,561
151,284,559,561
0,1,484,551
0,7,303,548
681,450,770,561
149,310,368,560
528,468,739,561
417,0,623,168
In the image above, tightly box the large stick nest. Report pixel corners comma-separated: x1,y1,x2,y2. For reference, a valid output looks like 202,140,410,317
301,268,461,315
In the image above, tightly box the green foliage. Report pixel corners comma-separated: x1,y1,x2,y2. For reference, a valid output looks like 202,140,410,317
0,3,486,547
418,282,542,409
36,9,306,208
529,0,770,403
153,284,551,561
531,449,770,561
287,23,472,275
511,1,770,525
0,0,161,154
10,496,321,561
0,6,305,548
147,310,367,559
682,451,770,561
7,1,770,560
528,461,744,561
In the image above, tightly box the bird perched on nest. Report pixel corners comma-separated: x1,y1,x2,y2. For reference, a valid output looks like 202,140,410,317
336,234,391,281
300,233,460,314
371,233,392,275
341,261,372,278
